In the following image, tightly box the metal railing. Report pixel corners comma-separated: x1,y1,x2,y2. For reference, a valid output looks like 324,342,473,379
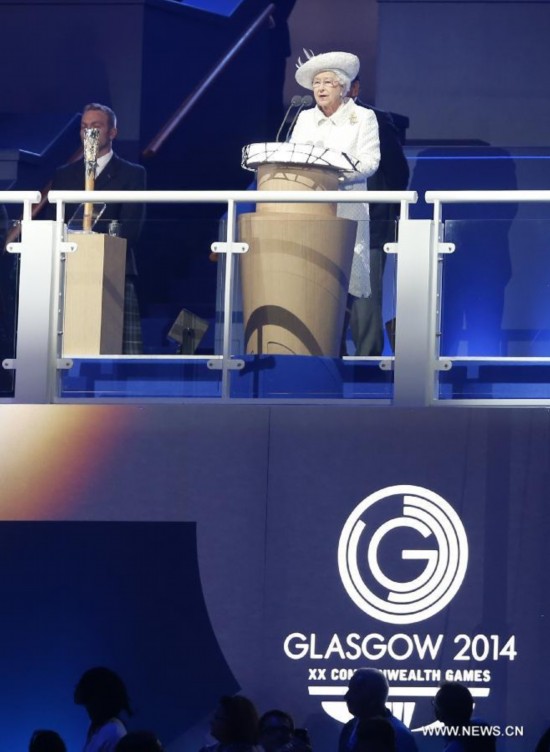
425,190,550,404
426,189,550,224
47,189,417,401
3,191,56,403
2,190,41,219
7,188,550,405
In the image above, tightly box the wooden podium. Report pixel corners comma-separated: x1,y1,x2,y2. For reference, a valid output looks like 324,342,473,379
63,233,126,355
239,143,358,357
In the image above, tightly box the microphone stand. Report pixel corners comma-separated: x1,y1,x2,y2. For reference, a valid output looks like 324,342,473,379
284,95,313,142
275,95,302,142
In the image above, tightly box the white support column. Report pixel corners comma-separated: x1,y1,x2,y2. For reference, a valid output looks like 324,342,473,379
6,220,59,403
208,201,247,399
391,219,440,406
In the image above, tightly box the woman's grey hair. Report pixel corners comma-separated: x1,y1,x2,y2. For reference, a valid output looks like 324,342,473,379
324,69,351,96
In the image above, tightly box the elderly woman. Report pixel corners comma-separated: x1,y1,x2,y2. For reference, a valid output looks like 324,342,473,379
290,50,380,307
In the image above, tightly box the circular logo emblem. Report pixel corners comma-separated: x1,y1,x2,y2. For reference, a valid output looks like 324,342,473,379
338,485,468,624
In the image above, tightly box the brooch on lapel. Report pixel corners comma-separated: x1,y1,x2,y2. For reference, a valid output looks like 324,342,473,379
349,113,358,125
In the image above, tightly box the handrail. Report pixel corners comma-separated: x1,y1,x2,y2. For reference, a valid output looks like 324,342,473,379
1,191,42,220
426,190,550,203
48,189,418,217
426,189,550,222
47,189,417,203
142,3,275,158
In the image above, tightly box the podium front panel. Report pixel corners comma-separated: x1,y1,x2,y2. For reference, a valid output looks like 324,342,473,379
239,212,356,357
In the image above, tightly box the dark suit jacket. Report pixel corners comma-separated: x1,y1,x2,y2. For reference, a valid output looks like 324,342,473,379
0,203,15,364
0,203,7,251
339,715,418,752
357,101,410,249
46,152,146,275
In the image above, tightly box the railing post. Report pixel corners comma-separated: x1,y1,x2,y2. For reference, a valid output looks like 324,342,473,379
392,219,440,406
209,199,247,398
5,220,59,403
221,199,237,399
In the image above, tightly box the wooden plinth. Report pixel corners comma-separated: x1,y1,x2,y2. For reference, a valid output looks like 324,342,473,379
63,233,126,355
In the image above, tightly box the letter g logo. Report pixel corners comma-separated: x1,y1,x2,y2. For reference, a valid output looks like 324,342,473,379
338,485,468,624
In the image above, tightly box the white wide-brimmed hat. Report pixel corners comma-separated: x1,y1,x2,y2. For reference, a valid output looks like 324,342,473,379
295,50,360,90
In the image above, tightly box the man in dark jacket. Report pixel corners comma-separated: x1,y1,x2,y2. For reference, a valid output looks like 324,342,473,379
339,668,418,752
47,103,146,353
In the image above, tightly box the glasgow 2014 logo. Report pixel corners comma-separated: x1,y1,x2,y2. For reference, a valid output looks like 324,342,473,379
338,485,469,624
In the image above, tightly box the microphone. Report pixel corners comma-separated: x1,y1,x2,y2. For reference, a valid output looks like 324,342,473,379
275,95,302,142
285,95,314,141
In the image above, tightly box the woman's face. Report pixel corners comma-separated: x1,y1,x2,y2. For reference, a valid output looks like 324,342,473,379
312,70,344,116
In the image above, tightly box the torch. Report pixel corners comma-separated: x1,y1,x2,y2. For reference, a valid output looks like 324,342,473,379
82,127,100,232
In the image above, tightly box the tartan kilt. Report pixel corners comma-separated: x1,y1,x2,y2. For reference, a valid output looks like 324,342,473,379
123,277,143,354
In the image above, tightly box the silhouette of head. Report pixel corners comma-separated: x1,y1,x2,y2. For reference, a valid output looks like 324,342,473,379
74,667,132,724
210,695,259,745
29,730,67,752
433,682,473,725
350,76,361,100
258,710,294,752
345,669,389,719
116,732,163,752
